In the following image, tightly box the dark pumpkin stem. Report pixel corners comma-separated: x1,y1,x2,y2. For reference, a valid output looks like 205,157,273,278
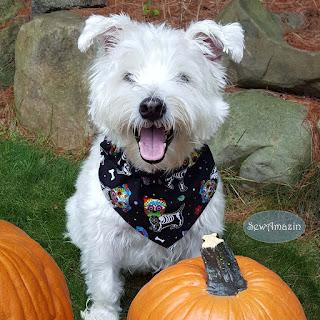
201,238,247,296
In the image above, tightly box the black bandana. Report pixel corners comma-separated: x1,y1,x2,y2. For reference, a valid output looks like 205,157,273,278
99,139,219,249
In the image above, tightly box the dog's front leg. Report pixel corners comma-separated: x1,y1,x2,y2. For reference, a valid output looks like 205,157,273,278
80,251,123,320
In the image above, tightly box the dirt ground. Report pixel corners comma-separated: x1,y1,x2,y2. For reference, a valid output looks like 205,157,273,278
1,0,320,157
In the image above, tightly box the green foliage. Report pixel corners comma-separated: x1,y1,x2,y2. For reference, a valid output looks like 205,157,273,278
143,0,159,16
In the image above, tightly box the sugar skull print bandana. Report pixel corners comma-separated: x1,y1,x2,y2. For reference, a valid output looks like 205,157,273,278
99,139,219,249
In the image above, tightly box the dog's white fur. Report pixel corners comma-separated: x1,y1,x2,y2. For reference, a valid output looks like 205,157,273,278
66,14,244,319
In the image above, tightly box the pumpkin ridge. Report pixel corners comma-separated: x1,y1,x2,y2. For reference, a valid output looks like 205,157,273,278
229,295,243,320
146,281,202,318
231,293,264,320
247,289,300,319
179,293,210,320
248,274,298,297
242,268,284,281
51,293,69,319
166,292,211,320
6,243,57,316
139,266,205,298
0,257,27,318
0,247,46,318
42,261,74,319
0,220,74,320
248,296,274,320
132,279,185,316
44,267,70,319
240,295,263,320
208,294,217,319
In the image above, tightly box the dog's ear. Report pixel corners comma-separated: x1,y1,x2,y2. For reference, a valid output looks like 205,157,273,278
186,20,244,63
78,14,131,52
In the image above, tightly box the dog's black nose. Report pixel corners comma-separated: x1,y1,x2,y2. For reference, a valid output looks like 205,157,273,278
139,97,166,121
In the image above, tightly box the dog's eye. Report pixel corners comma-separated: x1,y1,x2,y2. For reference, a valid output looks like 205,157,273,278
178,73,190,83
123,72,134,83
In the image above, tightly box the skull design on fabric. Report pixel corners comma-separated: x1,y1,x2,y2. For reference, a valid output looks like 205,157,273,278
144,197,167,217
109,184,132,212
199,179,217,203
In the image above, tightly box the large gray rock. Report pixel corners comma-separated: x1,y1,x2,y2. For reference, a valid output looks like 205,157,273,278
31,0,107,16
0,18,26,90
14,11,94,150
209,90,312,186
217,0,320,98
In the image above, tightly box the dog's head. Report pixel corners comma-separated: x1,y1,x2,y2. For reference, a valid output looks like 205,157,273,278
78,14,244,172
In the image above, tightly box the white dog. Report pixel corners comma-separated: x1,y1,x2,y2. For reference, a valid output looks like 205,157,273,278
66,14,244,320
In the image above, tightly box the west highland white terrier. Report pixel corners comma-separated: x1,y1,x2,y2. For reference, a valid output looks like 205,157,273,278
66,14,244,319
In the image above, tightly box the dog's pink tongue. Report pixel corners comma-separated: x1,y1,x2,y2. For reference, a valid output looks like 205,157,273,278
139,127,165,161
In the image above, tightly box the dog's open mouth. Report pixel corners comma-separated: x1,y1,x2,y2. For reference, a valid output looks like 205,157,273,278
134,126,174,163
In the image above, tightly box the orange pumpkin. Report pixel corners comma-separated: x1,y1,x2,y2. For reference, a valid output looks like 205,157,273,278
0,220,74,319
128,233,306,320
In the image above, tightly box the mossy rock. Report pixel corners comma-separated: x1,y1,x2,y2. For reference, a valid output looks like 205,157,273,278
216,0,320,98
209,90,312,186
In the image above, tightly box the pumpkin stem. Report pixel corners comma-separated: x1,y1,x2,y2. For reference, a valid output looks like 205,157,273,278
201,233,247,296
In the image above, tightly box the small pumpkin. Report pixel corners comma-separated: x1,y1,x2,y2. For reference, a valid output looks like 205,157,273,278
0,220,74,319
128,233,306,320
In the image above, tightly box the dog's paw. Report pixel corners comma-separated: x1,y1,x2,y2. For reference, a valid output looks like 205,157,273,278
80,305,120,320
